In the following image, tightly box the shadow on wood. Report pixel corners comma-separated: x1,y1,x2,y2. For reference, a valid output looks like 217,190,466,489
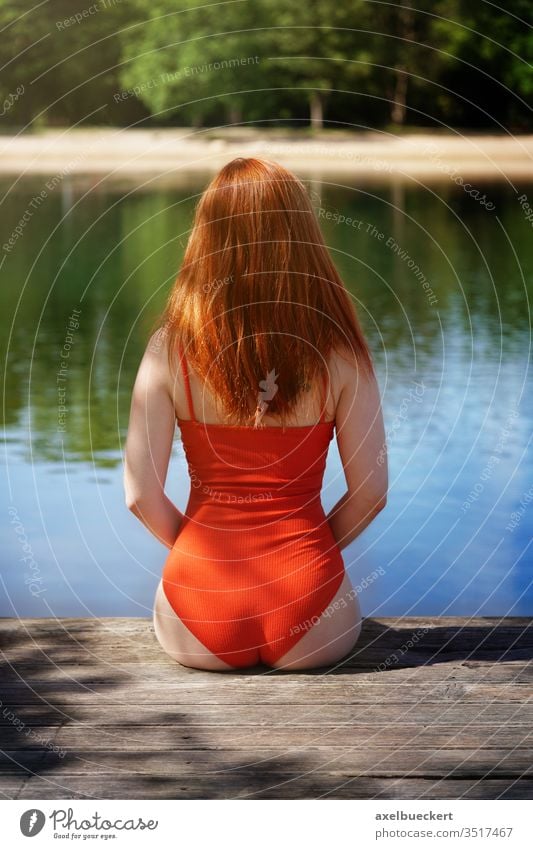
1,617,532,799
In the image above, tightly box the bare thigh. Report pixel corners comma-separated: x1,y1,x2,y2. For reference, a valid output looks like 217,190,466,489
270,571,362,671
152,580,234,672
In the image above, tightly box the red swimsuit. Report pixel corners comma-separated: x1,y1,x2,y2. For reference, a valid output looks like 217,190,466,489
162,350,346,667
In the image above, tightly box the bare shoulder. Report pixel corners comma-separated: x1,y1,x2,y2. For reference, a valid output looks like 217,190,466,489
328,344,378,405
134,328,174,393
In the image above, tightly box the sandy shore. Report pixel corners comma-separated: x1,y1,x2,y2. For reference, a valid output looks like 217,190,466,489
0,128,532,182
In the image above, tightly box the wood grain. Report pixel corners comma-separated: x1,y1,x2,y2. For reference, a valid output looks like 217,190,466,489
1,617,531,799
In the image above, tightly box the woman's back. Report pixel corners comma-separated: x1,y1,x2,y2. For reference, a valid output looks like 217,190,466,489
125,157,387,671
172,343,338,428
162,348,345,668
175,346,336,504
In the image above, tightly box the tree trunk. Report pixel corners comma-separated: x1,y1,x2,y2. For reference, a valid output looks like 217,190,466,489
228,104,242,125
391,0,415,125
310,92,324,130
391,66,408,125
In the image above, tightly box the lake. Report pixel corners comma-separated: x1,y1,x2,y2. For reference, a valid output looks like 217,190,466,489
1,171,532,617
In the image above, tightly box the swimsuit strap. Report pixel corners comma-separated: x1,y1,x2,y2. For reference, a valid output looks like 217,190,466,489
179,347,196,421
319,368,329,424
179,350,329,425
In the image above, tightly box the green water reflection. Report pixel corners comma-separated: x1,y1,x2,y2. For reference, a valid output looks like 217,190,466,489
3,174,531,468
2,172,532,617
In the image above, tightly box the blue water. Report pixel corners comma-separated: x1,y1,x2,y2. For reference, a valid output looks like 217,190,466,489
1,174,532,617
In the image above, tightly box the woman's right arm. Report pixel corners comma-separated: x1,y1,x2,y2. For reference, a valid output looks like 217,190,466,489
326,353,388,551
124,334,184,549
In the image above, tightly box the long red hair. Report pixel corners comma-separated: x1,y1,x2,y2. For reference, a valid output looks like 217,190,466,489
162,157,373,426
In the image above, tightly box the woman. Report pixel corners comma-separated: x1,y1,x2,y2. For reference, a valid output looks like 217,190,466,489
124,157,387,672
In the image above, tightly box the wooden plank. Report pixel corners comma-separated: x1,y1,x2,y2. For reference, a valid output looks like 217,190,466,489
2,623,531,671
3,630,531,669
2,616,530,644
2,657,531,680
0,724,529,751
2,655,531,674
3,652,531,669
1,775,532,800
2,748,533,777
1,672,532,704
0,777,28,800
2,617,530,632
1,616,531,801
0,616,515,628
3,623,531,651
0,625,533,656
0,691,532,726
3,637,532,666
0,703,531,725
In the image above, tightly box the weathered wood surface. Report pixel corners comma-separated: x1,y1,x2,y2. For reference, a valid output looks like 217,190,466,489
0,617,531,800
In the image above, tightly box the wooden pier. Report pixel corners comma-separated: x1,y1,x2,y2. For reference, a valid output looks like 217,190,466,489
1,617,532,800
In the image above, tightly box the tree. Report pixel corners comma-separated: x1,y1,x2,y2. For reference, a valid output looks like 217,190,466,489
257,0,371,130
0,0,530,130
118,0,268,127
367,0,468,127
453,0,533,127
118,0,374,129
0,0,145,128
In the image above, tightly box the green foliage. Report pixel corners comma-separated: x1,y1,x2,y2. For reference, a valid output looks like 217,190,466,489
118,0,268,125
0,0,530,129
0,0,146,127
457,0,533,98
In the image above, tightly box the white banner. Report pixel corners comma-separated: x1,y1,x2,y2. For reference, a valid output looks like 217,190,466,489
1,799,530,848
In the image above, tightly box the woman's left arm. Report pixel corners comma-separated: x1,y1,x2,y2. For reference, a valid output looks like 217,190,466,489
124,335,183,549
